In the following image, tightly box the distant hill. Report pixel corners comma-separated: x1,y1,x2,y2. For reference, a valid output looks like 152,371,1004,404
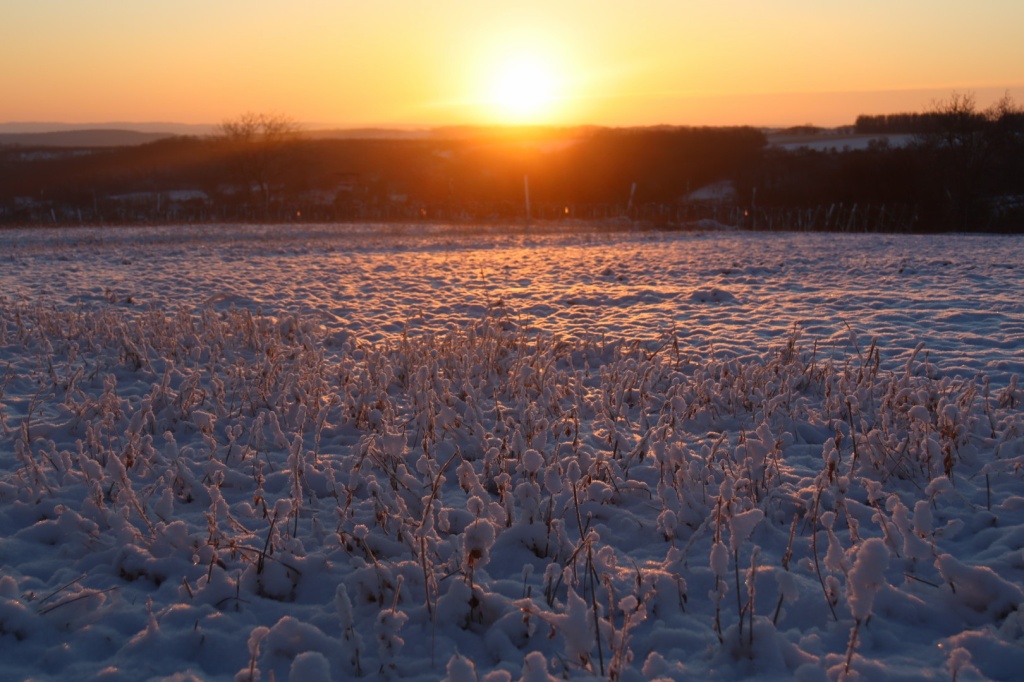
0,124,571,147
0,129,183,148
0,121,216,134
304,127,433,140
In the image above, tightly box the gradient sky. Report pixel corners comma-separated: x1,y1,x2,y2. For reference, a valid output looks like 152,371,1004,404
2,0,1023,129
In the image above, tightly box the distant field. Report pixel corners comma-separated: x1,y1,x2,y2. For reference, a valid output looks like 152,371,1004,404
766,131,914,151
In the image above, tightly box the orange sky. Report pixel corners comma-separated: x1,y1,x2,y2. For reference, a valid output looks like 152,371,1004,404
2,1,1023,129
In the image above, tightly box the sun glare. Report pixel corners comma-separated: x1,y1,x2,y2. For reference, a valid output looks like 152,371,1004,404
486,54,561,124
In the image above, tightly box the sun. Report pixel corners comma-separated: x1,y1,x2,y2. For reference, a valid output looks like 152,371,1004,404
486,54,561,124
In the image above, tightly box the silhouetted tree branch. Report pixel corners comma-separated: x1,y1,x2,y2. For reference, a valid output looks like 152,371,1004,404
217,112,301,213
913,92,1024,229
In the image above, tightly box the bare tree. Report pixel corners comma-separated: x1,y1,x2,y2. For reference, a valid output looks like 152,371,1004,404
217,112,301,215
916,93,996,229
918,92,984,148
983,92,1024,145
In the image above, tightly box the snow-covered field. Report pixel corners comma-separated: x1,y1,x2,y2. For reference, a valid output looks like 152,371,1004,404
0,224,1022,681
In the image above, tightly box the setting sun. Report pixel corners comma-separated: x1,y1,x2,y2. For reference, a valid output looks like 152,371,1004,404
486,55,561,124
1,2,1023,128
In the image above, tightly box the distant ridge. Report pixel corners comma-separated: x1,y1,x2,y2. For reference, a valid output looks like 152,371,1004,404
304,127,432,140
0,121,216,135
0,123,611,148
0,129,180,148
0,121,843,149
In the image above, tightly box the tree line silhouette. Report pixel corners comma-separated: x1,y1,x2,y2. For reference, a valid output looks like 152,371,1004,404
2,94,1022,232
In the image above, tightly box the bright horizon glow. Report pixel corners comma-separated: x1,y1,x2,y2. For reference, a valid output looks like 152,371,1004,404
1,1,1023,129
486,56,562,125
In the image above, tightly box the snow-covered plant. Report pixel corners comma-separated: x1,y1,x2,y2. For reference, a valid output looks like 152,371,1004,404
843,537,890,677
288,651,332,682
946,645,975,682
336,584,364,676
237,625,269,682
519,651,557,682
710,534,729,641
604,591,647,681
551,586,597,672
375,599,409,675
728,506,764,644
444,651,479,682
887,495,934,565
461,517,496,590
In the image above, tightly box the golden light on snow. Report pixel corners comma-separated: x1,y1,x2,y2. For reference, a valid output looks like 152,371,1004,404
1,226,1024,679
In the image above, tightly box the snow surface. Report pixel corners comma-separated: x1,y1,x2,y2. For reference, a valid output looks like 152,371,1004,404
0,223,1022,681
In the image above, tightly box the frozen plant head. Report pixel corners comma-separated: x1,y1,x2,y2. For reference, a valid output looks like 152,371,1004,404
463,518,496,572
728,508,764,554
444,652,478,682
522,448,544,475
847,538,890,621
288,651,331,682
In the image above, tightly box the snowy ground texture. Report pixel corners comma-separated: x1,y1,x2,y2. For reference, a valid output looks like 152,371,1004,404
1,224,1023,682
